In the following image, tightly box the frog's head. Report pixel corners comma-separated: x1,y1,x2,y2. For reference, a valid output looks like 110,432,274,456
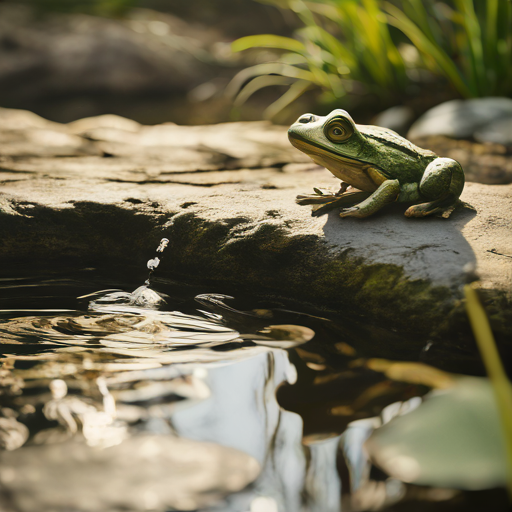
288,109,367,173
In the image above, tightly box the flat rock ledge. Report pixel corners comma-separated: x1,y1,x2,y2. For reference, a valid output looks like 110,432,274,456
0,108,511,347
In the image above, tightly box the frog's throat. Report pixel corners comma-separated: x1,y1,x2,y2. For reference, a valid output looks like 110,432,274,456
289,134,384,192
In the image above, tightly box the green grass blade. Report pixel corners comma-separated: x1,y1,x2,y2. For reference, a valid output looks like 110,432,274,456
226,62,317,99
384,2,473,97
486,0,499,88
232,34,307,54
303,1,340,22
497,1,512,93
453,0,487,95
232,75,294,106
300,25,357,70
400,0,438,44
263,79,312,119
465,284,512,500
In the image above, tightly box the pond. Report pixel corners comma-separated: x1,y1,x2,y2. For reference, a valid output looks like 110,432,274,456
0,242,507,512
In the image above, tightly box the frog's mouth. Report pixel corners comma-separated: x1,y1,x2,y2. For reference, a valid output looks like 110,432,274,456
288,131,366,167
288,131,382,192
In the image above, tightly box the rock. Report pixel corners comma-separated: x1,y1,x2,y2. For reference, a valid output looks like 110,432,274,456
0,107,511,347
475,116,512,146
408,97,512,140
408,135,512,185
373,105,415,135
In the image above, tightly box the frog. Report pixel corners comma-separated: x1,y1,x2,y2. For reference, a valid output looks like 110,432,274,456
288,109,465,218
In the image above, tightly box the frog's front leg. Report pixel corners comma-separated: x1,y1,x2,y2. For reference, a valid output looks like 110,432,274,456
296,181,351,206
405,158,464,217
339,179,400,218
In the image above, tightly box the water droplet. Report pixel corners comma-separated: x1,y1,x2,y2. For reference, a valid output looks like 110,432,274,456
156,238,169,253
147,257,160,270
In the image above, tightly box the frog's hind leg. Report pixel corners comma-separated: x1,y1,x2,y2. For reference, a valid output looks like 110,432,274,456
405,158,465,218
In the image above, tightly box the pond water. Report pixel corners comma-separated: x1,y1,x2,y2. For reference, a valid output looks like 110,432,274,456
0,245,506,511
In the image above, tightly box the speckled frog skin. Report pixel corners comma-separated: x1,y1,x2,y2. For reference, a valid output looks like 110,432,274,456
289,109,465,218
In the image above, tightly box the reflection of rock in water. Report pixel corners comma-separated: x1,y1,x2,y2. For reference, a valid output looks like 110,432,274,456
171,349,342,512
0,348,343,512
0,434,260,512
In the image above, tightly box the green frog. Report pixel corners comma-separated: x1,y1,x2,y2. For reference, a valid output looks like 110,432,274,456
288,109,465,218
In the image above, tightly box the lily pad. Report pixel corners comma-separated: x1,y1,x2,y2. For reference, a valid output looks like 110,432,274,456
365,377,509,490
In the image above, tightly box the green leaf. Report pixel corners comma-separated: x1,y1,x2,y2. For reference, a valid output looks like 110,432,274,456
366,377,511,490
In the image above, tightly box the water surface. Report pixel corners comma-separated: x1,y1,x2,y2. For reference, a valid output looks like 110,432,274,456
0,266,501,512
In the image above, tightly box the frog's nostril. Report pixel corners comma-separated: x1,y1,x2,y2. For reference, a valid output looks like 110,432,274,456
298,114,315,124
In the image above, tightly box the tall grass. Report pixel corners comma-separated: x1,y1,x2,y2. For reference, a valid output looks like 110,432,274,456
386,0,512,97
465,284,512,499
229,0,407,117
230,0,512,117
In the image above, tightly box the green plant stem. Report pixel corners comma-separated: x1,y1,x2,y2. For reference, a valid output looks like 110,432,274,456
464,283,512,500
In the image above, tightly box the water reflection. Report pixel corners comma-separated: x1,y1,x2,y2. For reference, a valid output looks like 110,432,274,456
0,276,332,512
0,271,498,511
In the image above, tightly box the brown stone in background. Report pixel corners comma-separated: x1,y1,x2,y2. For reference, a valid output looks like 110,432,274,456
411,135,512,185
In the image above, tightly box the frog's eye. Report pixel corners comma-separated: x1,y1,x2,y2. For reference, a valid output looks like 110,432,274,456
325,121,353,142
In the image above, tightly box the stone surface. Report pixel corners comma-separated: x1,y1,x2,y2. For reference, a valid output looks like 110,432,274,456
408,135,512,185
0,107,511,344
475,117,512,146
408,97,512,142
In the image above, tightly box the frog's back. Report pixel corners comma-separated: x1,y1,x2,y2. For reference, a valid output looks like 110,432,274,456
358,124,436,159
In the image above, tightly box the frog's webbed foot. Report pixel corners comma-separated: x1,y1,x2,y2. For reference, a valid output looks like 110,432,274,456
296,182,356,206
297,185,370,217
338,206,361,218
338,179,400,218
405,198,457,218
296,189,339,206
295,191,373,217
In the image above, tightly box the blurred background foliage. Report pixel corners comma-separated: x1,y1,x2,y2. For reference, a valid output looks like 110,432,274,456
14,0,136,17
230,0,512,119
5,0,512,125
14,0,293,36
